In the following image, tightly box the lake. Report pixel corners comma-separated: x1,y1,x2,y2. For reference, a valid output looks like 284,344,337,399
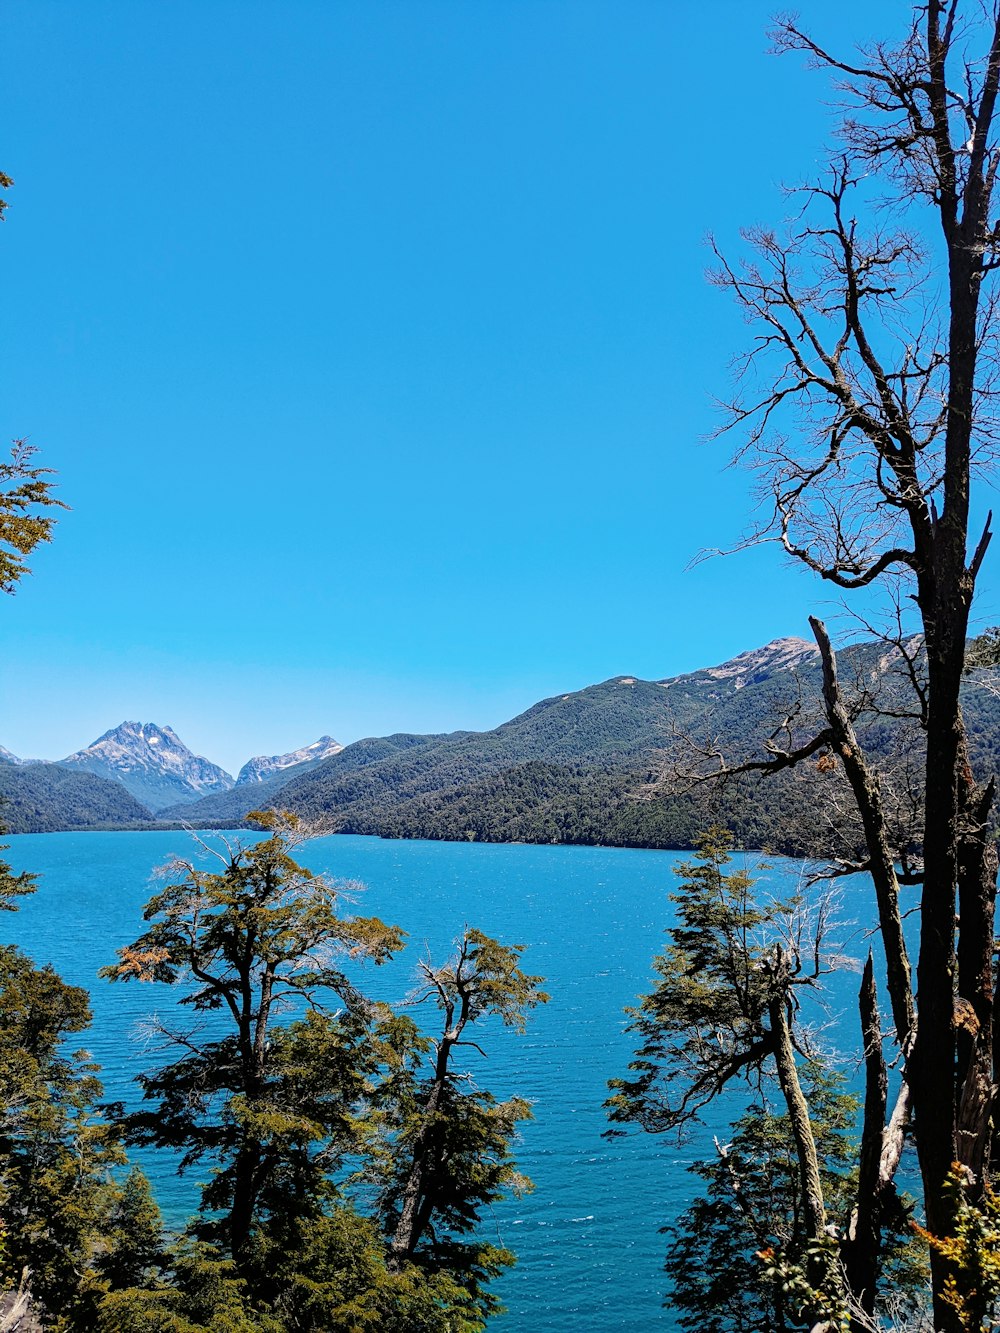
1,830,873,1331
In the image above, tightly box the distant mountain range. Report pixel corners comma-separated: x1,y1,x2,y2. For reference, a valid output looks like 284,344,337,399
4,635,999,851
60,722,234,813
0,728,345,832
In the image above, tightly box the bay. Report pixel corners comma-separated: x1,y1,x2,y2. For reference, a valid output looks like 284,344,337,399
1,830,872,1330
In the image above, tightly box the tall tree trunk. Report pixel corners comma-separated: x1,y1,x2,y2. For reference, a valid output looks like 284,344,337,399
810,617,915,1045
230,1141,263,1263
768,979,842,1326
911,521,975,1332
388,1036,453,1268
842,953,888,1327
769,991,825,1242
955,754,997,1191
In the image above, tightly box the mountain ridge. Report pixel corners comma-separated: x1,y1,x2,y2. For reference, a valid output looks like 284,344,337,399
14,635,995,854
61,721,235,813
235,736,344,786
160,638,839,841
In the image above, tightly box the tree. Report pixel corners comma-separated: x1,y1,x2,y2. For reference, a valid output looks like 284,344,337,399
103,821,547,1330
97,1168,166,1294
0,942,123,1328
0,424,123,1326
609,831,861,1326
664,1071,884,1333
625,5,1000,1328
0,439,64,596
103,812,404,1267
378,928,547,1309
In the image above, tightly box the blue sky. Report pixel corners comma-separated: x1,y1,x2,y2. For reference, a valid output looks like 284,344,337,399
3,1,995,774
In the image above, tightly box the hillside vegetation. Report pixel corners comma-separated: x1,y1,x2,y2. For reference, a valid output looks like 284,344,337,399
18,636,1000,855
0,762,155,833
169,637,1000,857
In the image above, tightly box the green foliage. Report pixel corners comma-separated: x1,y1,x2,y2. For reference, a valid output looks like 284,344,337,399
381,1078,532,1276
607,829,798,1134
758,1235,850,1333
0,840,36,910
915,1168,1000,1330
377,928,547,1285
95,1241,283,1333
0,439,65,595
664,1074,859,1333
103,814,404,1259
97,822,541,1329
0,761,155,833
245,1207,507,1332
97,1167,166,1292
0,942,123,1328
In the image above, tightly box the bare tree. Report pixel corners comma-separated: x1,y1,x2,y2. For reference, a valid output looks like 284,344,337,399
698,5,1000,1328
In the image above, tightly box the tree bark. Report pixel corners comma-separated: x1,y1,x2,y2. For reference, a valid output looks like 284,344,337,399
955,753,997,1189
768,983,841,1322
810,617,915,1047
768,986,825,1240
388,1018,457,1268
842,953,887,1326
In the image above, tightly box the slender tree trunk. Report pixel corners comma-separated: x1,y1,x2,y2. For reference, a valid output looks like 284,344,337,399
810,617,914,1045
769,990,826,1243
842,953,888,1327
229,970,272,1265
955,754,997,1191
388,1035,453,1268
229,1141,264,1262
766,973,844,1330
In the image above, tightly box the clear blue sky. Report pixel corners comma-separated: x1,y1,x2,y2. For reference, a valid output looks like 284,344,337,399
3,1,996,774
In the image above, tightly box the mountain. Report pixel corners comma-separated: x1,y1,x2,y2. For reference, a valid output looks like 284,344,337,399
158,734,428,825
164,639,833,841
23,634,1000,853
0,762,155,833
167,635,1000,856
61,722,234,813
235,736,343,786
659,636,819,696
0,745,21,765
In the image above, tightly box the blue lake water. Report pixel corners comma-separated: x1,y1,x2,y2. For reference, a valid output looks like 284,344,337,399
1,831,877,1330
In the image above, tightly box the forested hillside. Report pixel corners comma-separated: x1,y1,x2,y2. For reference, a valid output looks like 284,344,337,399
166,636,1000,857
16,635,1000,854
0,762,155,833
158,733,434,824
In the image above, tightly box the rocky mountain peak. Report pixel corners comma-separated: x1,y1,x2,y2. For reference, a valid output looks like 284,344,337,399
235,735,344,787
61,721,234,813
660,636,819,694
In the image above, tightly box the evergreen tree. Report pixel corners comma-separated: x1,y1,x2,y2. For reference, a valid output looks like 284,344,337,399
608,831,853,1325
97,1167,166,1293
0,438,64,596
0,941,122,1328
664,1071,924,1333
373,929,546,1315
102,817,545,1329
102,812,404,1267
